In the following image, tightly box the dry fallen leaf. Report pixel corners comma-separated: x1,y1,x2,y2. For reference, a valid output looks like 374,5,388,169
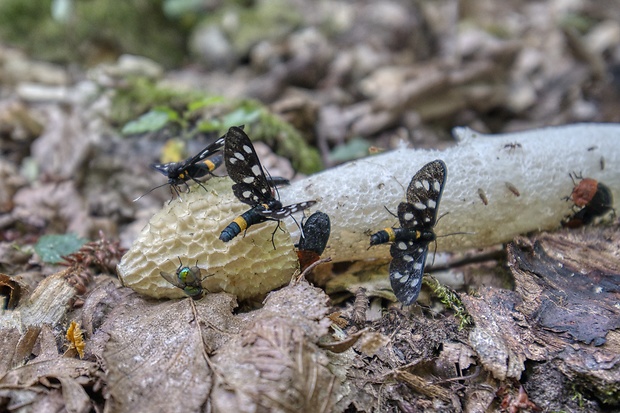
0,273,22,309
0,324,99,413
66,321,86,359
210,281,337,413
97,292,240,413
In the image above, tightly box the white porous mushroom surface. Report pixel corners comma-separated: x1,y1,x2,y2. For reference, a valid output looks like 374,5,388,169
118,124,619,299
117,177,299,300
279,123,620,262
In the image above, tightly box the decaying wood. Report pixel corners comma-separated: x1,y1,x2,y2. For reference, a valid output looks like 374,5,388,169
462,226,620,407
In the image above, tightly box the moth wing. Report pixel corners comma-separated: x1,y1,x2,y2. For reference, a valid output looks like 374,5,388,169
258,201,317,220
389,240,429,305
397,202,425,230
151,162,176,177
224,126,272,198
406,160,447,227
188,135,226,164
232,183,271,206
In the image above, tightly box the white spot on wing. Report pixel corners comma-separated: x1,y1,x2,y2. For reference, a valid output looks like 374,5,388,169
242,145,253,154
243,177,255,184
427,199,436,208
421,179,430,191
234,152,245,161
251,165,262,176
433,181,441,192
414,202,426,210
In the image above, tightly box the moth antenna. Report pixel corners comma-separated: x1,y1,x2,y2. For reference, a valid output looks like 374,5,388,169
289,213,305,238
132,182,169,202
436,231,476,238
383,205,398,218
435,212,450,224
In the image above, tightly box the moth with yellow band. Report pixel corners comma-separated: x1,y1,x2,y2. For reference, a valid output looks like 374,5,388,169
219,126,316,246
150,134,226,199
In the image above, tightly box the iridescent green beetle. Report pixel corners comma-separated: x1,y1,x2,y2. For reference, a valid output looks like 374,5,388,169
160,258,211,300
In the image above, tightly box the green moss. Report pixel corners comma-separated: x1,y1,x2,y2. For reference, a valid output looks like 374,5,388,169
245,100,323,174
559,13,597,35
424,277,473,330
595,383,620,406
200,0,303,57
111,78,203,127
570,384,586,408
115,80,322,174
0,0,188,67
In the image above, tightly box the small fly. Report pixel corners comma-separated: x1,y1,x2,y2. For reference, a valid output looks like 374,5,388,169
160,258,212,300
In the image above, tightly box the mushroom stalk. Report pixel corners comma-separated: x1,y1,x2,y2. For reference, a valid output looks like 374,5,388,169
280,123,620,262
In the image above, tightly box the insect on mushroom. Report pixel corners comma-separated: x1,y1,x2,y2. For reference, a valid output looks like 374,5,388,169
502,142,522,152
370,159,447,305
505,182,520,197
219,126,316,246
160,258,212,300
562,172,614,227
134,133,227,201
295,211,331,272
477,188,488,205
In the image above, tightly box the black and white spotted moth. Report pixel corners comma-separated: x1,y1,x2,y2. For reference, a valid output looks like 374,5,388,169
370,159,447,305
143,134,226,200
219,126,316,244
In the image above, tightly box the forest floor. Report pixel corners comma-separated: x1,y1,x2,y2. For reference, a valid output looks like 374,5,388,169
0,1,619,412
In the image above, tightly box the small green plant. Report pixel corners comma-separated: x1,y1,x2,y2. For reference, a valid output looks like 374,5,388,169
118,82,322,173
424,276,473,330
570,383,585,408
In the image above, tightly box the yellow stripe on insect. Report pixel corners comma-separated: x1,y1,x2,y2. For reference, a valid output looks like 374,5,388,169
233,216,248,232
384,227,396,242
204,159,216,171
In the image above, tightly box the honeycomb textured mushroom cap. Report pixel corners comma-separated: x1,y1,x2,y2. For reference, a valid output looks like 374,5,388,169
117,177,300,300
